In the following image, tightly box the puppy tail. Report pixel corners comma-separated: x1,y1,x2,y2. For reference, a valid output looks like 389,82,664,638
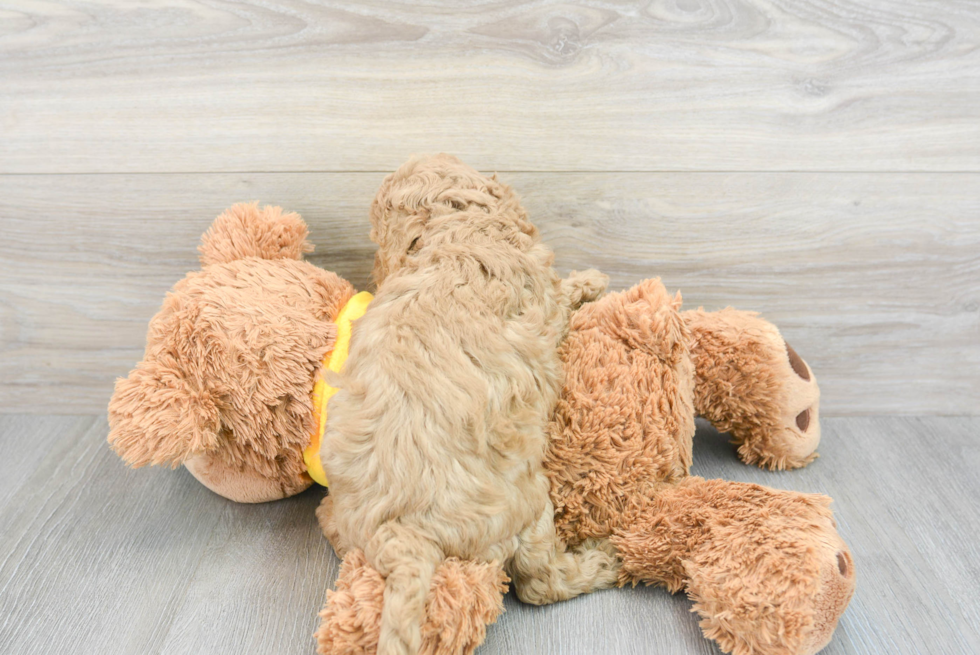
369,523,443,655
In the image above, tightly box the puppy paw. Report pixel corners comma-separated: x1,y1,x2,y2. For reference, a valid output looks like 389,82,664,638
561,269,610,310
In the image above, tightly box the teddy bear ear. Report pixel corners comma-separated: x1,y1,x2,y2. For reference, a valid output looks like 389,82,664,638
198,202,313,267
107,361,220,469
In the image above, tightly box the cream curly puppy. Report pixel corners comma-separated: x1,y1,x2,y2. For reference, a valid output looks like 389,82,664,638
321,155,618,655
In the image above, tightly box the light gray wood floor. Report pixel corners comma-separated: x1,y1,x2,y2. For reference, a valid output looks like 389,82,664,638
1,415,977,655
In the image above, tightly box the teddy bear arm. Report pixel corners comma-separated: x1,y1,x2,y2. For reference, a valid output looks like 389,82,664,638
612,477,855,655
681,308,821,470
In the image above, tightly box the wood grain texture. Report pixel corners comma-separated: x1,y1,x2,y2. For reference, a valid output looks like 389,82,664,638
2,0,979,173
1,415,977,654
0,414,339,655
1,172,977,415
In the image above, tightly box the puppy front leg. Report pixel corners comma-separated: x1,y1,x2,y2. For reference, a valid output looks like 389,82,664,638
508,497,620,605
560,268,609,312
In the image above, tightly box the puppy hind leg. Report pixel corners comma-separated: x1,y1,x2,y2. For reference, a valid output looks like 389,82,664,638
509,500,621,606
367,522,443,655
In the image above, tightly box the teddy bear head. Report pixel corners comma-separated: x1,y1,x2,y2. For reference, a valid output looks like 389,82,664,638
108,203,354,502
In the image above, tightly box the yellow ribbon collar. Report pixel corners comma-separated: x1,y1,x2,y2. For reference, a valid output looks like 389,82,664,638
303,291,373,486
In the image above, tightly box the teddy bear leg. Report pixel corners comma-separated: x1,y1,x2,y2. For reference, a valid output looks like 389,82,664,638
681,308,821,469
612,477,854,655
315,550,509,655
184,450,313,503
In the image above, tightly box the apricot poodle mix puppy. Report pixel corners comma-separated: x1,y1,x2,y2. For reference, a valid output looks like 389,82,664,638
321,155,619,655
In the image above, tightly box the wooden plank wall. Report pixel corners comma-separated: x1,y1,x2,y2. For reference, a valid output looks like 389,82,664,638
1,1,978,415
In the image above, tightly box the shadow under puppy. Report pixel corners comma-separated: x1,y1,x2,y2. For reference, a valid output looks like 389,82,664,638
321,155,621,655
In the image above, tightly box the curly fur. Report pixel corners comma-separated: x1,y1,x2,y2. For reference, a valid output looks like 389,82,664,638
315,550,509,655
321,155,619,655
104,167,848,655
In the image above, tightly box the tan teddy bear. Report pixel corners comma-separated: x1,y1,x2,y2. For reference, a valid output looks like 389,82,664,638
108,202,356,502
